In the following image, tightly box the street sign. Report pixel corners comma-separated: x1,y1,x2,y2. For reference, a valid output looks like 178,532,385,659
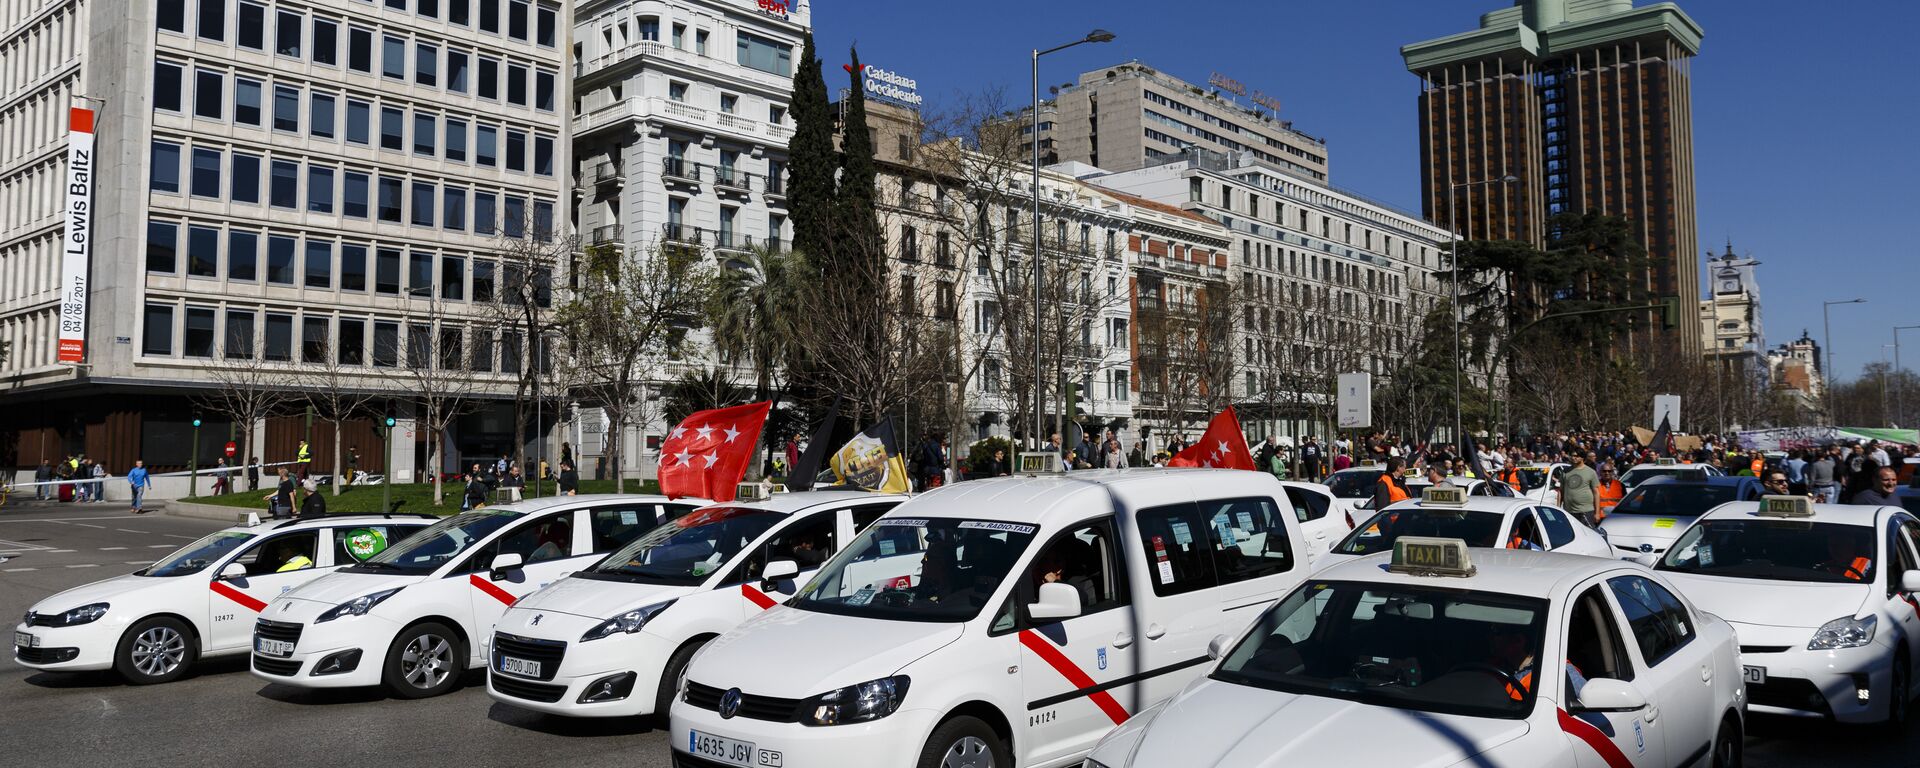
1337,372,1372,429
224,441,237,458
1653,394,1681,433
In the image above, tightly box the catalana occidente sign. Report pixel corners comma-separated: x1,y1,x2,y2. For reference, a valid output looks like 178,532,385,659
845,63,922,107
58,107,95,363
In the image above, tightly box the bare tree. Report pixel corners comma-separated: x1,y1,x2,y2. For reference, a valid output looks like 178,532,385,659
482,212,571,476
192,345,297,483
299,340,379,496
556,242,714,490
374,299,486,506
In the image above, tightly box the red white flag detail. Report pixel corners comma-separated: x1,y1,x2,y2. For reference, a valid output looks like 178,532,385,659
1165,406,1257,471
658,401,771,503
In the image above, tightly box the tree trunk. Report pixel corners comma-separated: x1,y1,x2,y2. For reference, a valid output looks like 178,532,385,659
430,427,443,506
332,422,343,496
608,408,624,494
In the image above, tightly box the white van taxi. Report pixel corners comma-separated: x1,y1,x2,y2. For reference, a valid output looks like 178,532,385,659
1326,485,1613,566
485,489,907,718
1621,460,1723,489
1273,481,1347,561
1514,462,1570,503
1084,540,1746,768
14,514,433,684
1653,495,1920,725
250,494,704,698
668,466,1313,768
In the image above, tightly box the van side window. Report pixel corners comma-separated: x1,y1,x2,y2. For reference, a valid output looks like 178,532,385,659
1283,486,1329,522
851,503,902,532
237,531,320,575
589,505,668,553
1135,502,1218,596
726,511,837,585
1199,497,1295,582
1021,518,1127,621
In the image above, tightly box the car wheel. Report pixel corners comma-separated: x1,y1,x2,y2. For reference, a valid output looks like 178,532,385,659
1886,652,1910,729
653,637,709,724
383,621,463,699
916,715,1008,768
1711,714,1741,768
114,616,196,685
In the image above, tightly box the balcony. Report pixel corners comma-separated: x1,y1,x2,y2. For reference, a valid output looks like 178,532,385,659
764,173,786,199
662,223,703,246
661,157,701,185
591,162,623,187
713,231,754,253
589,224,624,246
714,166,754,195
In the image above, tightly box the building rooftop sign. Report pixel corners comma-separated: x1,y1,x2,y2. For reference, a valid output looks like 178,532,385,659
846,63,922,107
1207,72,1282,114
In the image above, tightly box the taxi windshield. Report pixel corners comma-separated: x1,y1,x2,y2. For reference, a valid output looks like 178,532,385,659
141,531,255,576
791,517,1037,623
1620,467,1695,486
1610,483,1737,517
1335,509,1507,554
1658,519,1878,584
1515,468,1551,491
1213,580,1548,719
1324,470,1384,499
583,506,784,585
350,509,521,574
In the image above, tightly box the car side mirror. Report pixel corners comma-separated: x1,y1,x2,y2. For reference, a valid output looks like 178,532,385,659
761,559,799,585
1206,633,1233,661
1027,582,1083,621
1902,570,1920,593
1632,553,1660,568
489,552,524,581
219,562,248,581
1574,678,1648,713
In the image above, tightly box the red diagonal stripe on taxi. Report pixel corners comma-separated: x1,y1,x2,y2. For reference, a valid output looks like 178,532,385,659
740,584,778,609
1557,707,1635,768
469,574,518,606
1018,629,1130,725
210,581,268,613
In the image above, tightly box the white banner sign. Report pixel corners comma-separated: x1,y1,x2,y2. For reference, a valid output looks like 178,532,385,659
57,107,95,363
1337,372,1372,429
1653,394,1681,433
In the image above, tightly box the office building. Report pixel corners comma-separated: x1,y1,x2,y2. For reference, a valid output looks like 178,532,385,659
1403,0,1704,354
1,0,571,478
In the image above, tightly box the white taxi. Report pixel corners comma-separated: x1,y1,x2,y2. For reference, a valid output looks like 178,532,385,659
1274,481,1348,561
1085,539,1746,768
250,494,704,698
1599,475,1764,560
485,489,907,718
1621,460,1723,489
14,514,433,684
1653,495,1920,724
1325,485,1613,566
669,466,1312,768
1514,462,1570,503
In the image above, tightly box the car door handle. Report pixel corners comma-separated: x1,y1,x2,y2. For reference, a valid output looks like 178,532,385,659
1701,665,1712,683
1145,624,1166,640
1112,631,1134,649
1643,705,1659,723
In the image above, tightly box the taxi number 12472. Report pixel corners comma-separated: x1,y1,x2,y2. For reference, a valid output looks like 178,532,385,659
689,730,759,767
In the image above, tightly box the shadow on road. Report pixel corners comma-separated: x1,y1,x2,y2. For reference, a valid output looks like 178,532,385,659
23,655,251,689
1744,713,1920,767
485,701,661,738
253,669,488,705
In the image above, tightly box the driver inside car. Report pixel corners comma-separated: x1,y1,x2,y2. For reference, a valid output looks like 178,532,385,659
1488,623,1582,701
1820,533,1870,581
269,540,314,573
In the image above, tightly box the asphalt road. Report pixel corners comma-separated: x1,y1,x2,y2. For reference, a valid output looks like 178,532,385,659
2,498,1917,768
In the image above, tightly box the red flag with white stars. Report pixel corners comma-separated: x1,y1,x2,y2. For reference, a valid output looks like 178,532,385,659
657,401,772,502
1165,407,1257,471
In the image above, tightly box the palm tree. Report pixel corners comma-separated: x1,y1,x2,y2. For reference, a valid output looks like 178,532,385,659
709,245,805,475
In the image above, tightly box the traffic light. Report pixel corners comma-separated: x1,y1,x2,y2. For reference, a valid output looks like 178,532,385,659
1659,296,1681,330
191,417,202,428
378,399,398,432
1070,379,1091,420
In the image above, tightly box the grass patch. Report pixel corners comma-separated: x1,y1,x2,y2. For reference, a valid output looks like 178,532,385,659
185,478,664,516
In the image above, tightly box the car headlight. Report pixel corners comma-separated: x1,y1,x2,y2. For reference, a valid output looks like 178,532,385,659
1808,614,1876,650
802,675,910,726
315,588,404,623
37,603,109,627
580,600,677,642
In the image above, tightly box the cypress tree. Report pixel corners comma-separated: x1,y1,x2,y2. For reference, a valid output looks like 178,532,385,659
837,46,884,275
786,32,834,268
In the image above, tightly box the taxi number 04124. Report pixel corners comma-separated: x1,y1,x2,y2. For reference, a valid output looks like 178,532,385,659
690,730,758,767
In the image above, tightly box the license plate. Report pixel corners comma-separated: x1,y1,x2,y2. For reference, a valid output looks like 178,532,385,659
15,631,37,648
255,638,293,657
498,655,542,678
688,729,757,768
1743,665,1767,685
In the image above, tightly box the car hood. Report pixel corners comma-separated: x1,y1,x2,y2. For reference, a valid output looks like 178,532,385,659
1119,681,1530,768
510,575,700,620
1598,514,1698,548
687,607,964,698
277,570,424,605
1662,573,1869,629
30,573,160,614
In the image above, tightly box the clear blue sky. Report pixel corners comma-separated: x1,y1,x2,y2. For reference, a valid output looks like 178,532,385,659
811,0,1918,381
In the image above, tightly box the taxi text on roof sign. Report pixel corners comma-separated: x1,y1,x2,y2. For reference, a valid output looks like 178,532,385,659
1018,452,1064,476
1757,494,1814,518
1656,457,1678,466
1389,536,1476,577
1421,484,1467,506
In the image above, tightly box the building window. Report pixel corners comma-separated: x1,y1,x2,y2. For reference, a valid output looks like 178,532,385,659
415,43,437,86
438,326,464,369
450,0,470,25
408,252,433,297
503,196,525,238
275,9,302,57
535,71,555,111
228,229,258,281
237,2,265,49
312,18,337,65
339,318,365,365
474,192,497,234
446,119,468,161
695,28,708,55
443,187,467,230
372,322,398,367
507,0,529,40
473,260,494,302
380,107,404,150
375,248,401,294
154,62,184,112
150,141,182,193
147,221,179,273
719,93,737,114
536,4,556,46
266,236,296,284
179,306,215,363
341,244,367,291
448,50,469,93
304,239,332,288
419,0,439,18
349,26,373,72
637,17,659,41
307,165,334,213
193,69,223,119
273,85,300,132
736,30,791,76
383,36,406,79
302,317,329,363
158,0,186,33
269,160,298,208
476,125,497,166
190,148,221,198
264,313,293,361
478,57,499,99
346,99,370,144
671,22,684,49
406,324,430,367
343,171,369,218
310,92,336,138
505,130,526,171
480,0,499,31
668,81,688,102
414,113,436,156
143,305,174,356
225,310,256,358
233,77,261,125
411,181,436,227
506,63,528,105
441,255,465,300
533,136,553,175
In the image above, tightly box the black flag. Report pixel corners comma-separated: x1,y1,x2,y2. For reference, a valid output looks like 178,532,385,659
1650,415,1675,459
788,396,840,492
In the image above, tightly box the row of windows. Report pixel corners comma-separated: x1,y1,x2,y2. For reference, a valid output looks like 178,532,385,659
145,218,554,305
0,153,63,239
158,0,558,50
0,3,79,111
590,15,791,77
149,139,555,235
1141,90,1326,166
140,302,551,375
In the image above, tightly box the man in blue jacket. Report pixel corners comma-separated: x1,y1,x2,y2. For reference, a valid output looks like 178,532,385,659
127,460,153,514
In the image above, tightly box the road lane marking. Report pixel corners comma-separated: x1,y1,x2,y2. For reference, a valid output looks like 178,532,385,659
99,547,127,551
164,534,196,540
4,567,37,572
124,561,151,565
70,523,106,529
46,549,75,554
65,564,98,568
148,545,175,548
117,529,147,533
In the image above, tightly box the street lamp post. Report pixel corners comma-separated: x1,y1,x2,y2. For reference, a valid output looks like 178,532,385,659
1446,175,1516,452
1895,324,1920,428
1822,298,1866,423
1883,344,1896,427
1031,29,1114,450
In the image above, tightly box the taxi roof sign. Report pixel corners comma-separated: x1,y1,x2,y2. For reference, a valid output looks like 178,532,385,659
1421,483,1468,506
1017,452,1064,476
734,481,787,502
1655,457,1678,466
1757,494,1814,518
1389,536,1476,578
